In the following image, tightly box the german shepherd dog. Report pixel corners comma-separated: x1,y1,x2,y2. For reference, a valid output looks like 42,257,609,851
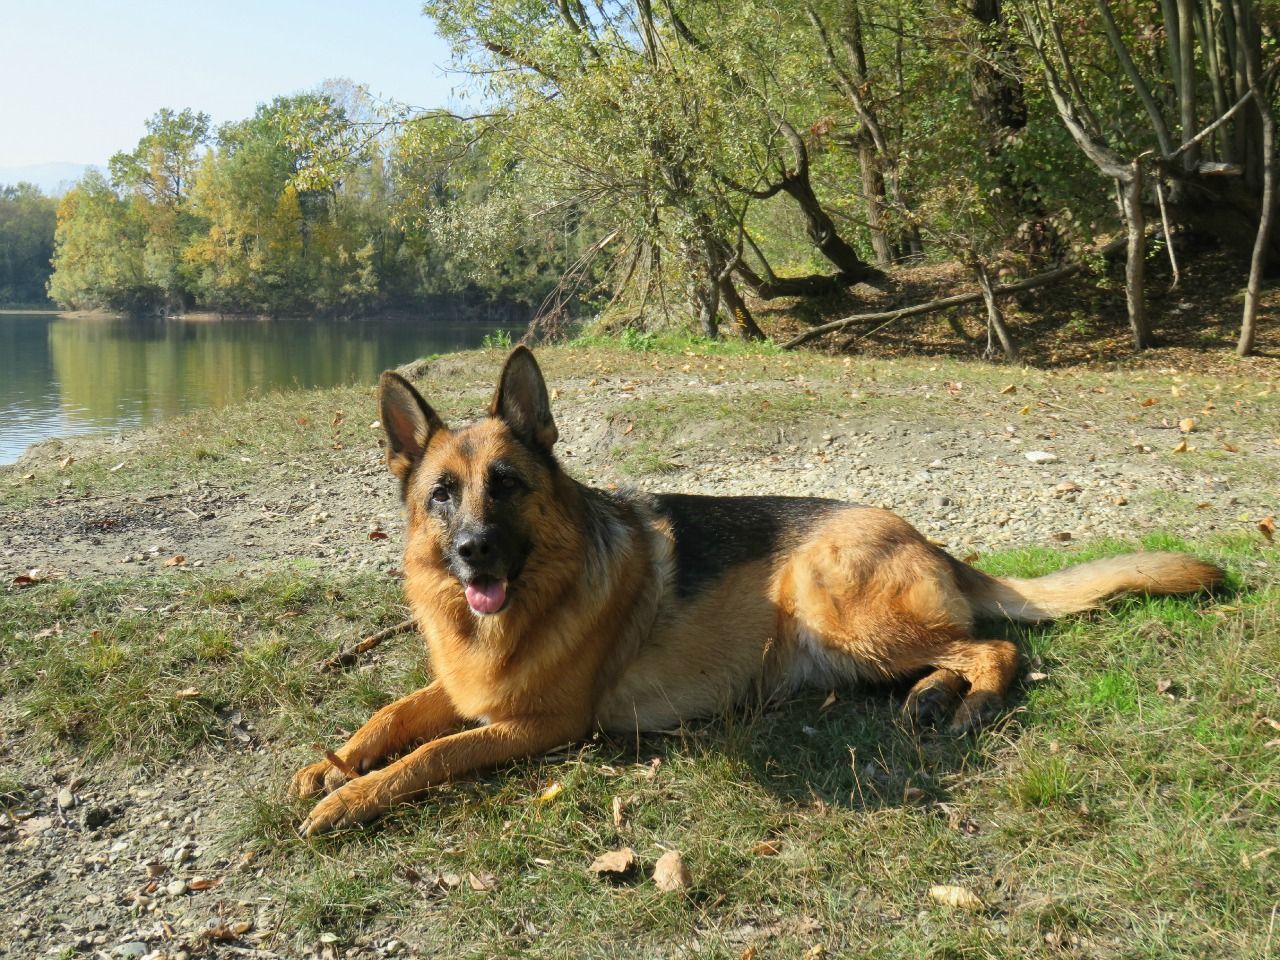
292,347,1222,835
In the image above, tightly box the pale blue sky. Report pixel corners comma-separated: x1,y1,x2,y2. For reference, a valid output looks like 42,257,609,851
0,0,457,168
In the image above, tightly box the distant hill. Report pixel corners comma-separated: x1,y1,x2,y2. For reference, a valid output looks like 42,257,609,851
0,162,99,196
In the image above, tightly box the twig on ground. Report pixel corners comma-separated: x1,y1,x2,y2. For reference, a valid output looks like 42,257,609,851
319,617,416,673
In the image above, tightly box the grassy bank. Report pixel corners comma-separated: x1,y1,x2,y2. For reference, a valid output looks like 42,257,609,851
2,344,1278,957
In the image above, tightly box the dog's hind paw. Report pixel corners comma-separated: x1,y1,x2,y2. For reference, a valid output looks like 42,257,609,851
947,692,1003,735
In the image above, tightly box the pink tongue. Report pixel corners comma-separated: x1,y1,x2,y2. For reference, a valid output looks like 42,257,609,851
464,578,507,614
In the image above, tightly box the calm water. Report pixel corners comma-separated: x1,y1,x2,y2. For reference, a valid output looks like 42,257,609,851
0,311,522,464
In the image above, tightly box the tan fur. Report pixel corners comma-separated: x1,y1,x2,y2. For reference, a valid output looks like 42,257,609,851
292,350,1223,835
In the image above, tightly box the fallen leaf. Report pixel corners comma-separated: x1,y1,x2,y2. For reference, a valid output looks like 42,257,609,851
468,872,497,892
1222,441,1239,453
1018,404,1031,416
199,924,239,943
589,847,636,877
805,946,826,959
752,840,782,857
187,877,222,891
1054,481,1081,493
1259,516,1276,542
819,690,838,712
653,849,691,892
1179,418,1197,433
740,948,758,960
1156,679,1176,696
623,422,635,436
535,781,563,803
1111,495,1128,506
368,530,389,541
929,884,984,911
999,384,1017,395
1140,397,1157,407
11,574,39,588
611,795,625,829
1027,671,1049,682
174,687,201,699
164,555,186,567
1172,439,1189,453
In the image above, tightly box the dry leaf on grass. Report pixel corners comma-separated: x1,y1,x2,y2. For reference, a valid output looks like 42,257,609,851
535,781,563,803
611,795,625,828
1179,418,1197,433
589,847,636,877
1172,439,1189,453
1000,384,1017,395
653,849,691,892
928,884,984,910
1259,516,1276,542
469,872,497,891
751,840,782,857
164,555,186,566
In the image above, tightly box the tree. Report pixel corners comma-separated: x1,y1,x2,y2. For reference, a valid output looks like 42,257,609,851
48,170,152,311
0,183,58,305
108,108,212,311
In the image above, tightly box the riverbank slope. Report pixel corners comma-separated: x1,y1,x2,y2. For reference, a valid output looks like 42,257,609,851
2,344,1277,959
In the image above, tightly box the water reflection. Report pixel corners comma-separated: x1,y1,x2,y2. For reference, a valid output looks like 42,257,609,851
0,312,521,464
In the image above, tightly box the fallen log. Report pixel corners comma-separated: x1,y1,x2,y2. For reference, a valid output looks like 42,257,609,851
780,237,1127,350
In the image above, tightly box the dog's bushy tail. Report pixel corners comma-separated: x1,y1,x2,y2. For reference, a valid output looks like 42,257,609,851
956,552,1223,623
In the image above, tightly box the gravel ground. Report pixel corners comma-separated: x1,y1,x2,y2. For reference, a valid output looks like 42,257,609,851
2,348,1277,959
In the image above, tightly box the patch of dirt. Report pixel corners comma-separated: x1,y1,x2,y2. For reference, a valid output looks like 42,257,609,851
760,246,1280,372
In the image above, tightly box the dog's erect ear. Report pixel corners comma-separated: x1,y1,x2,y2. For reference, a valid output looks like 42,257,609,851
490,346,558,452
379,371,446,483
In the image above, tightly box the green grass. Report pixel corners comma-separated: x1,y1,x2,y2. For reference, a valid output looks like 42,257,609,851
0,571,407,758
5,534,1273,956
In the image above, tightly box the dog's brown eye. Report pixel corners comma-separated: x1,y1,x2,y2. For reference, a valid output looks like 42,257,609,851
430,486,450,503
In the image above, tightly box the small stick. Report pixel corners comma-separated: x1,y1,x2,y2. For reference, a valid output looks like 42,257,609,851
319,617,416,673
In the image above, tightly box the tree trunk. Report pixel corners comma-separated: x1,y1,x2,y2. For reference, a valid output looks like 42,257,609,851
718,273,766,340
858,138,894,266
1122,165,1155,349
974,261,1020,361
1238,59,1276,354
780,176,882,284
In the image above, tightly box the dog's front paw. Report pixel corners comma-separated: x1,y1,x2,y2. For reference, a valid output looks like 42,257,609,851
299,777,387,836
291,756,360,798
290,760,334,798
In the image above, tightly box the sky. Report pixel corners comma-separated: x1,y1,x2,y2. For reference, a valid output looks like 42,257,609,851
0,0,459,169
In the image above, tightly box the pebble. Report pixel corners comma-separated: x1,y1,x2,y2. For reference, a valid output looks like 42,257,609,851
116,943,148,958
57,787,76,809
165,879,187,897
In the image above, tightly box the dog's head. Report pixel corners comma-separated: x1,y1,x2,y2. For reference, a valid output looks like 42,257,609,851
378,347,561,617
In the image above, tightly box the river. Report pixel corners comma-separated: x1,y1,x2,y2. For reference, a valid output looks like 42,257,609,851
0,311,523,465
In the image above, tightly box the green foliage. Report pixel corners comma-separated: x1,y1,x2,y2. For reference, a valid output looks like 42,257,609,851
0,182,57,305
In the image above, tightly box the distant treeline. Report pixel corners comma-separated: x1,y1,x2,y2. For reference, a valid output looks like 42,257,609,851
41,86,589,318
0,184,57,306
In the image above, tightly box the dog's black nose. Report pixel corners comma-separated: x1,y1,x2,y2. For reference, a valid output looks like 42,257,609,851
455,530,493,562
